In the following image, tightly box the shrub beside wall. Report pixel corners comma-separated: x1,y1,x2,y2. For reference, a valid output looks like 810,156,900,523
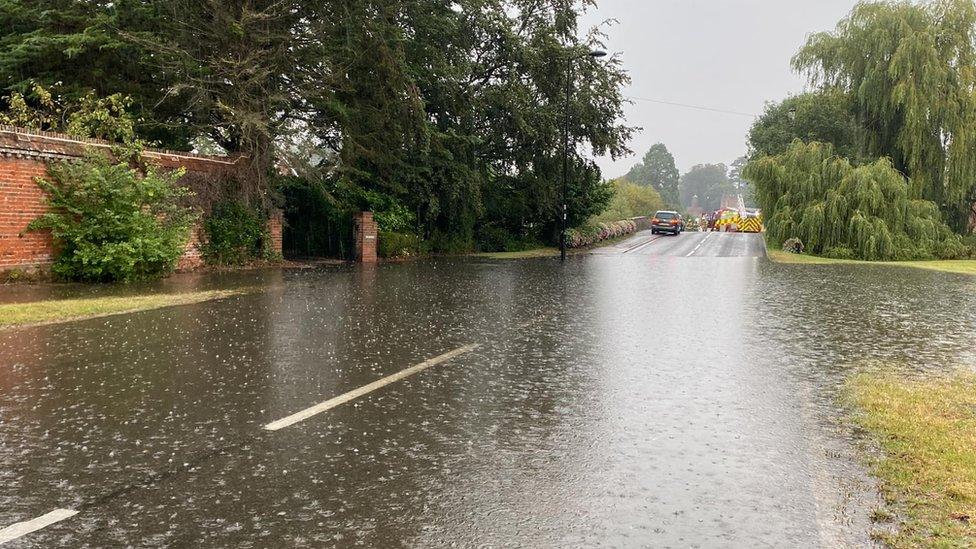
378,231,427,258
29,152,195,282
565,219,638,248
203,201,276,265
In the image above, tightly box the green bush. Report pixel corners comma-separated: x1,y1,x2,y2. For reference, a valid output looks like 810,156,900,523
363,190,415,233
475,225,544,252
203,201,271,265
958,234,976,259
379,231,426,258
824,246,856,260
428,231,473,254
29,153,195,282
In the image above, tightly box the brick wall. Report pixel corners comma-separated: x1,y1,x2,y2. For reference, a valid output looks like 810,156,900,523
631,216,651,231
0,157,54,270
0,125,282,276
177,225,206,271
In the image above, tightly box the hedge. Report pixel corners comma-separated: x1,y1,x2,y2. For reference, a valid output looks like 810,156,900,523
565,219,638,248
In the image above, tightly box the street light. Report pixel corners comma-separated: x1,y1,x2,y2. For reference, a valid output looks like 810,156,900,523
787,106,797,122
560,49,608,262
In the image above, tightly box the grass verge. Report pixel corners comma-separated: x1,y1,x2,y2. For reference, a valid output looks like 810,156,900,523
846,371,976,547
470,247,560,259
767,248,976,275
766,249,859,265
0,288,251,330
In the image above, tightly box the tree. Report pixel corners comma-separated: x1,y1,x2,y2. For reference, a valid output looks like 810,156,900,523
138,0,308,207
0,0,189,148
793,0,976,231
747,91,862,161
744,140,964,260
679,163,732,211
593,179,664,223
331,0,634,250
0,0,635,254
0,83,139,145
624,143,680,207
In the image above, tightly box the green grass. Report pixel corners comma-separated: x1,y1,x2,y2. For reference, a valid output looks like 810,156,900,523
846,372,976,548
767,248,976,275
470,247,560,259
766,249,861,265
0,288,251,329
905,261,976,275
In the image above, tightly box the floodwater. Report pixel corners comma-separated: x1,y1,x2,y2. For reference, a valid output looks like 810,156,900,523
1,232,974,547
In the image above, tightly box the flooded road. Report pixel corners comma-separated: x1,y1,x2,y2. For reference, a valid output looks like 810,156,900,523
2,233,975,547
593,230,768,257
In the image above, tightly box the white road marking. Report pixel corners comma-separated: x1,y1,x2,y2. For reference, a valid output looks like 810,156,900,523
686,232,714,257
0,508,78,545
622,234,662,254
264,344,481,431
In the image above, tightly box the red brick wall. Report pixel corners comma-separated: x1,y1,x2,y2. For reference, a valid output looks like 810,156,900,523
0,157,54,271
0,126,283,276
177,224,206,271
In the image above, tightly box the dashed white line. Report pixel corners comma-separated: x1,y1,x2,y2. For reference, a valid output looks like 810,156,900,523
263,343,481,431
686,232,714,257
0,508,78,545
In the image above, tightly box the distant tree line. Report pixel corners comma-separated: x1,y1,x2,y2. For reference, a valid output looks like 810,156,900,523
620,142,750,213
0,0,634,254
744,0,976,260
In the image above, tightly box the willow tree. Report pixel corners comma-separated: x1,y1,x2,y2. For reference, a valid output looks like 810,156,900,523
793,0,976,230
745,140,964,260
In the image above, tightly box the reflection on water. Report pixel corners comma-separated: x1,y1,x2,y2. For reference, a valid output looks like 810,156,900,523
0,257,974,547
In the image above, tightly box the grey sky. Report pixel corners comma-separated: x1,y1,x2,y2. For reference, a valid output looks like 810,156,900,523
581,0,860,178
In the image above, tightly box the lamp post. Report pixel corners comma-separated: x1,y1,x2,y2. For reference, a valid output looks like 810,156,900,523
560,49,608,261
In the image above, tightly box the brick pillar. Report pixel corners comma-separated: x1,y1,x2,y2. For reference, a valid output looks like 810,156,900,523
354,211,378,263
267,210,283,257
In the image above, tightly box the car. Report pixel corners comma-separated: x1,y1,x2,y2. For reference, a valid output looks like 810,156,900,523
650,211,684,235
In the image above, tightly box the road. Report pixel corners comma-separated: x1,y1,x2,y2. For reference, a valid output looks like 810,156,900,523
3,236,976,547
592,229,768,257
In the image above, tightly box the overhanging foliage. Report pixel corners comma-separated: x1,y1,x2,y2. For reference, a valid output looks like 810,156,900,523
745,141,964,260
793,0,976,230
0,0,634,253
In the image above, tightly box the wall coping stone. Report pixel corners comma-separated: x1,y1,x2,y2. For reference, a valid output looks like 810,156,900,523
0,124,245,166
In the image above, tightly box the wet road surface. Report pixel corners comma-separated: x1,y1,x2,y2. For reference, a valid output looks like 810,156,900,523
592,230,767,257
2,238,976,547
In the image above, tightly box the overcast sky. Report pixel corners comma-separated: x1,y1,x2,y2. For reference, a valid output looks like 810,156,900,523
580,0,860,178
